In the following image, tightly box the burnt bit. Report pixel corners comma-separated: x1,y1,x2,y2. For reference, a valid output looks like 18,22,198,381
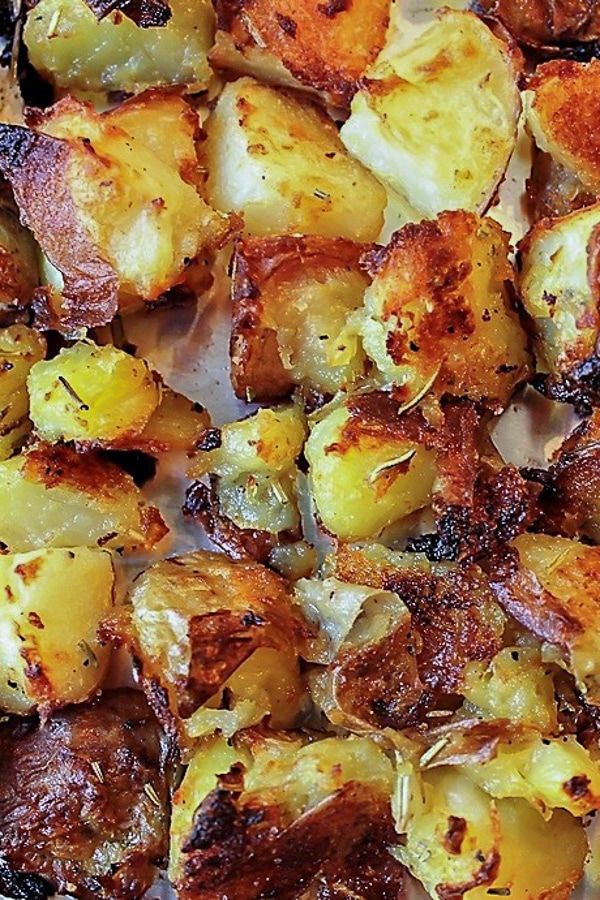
564,774,591,799
531,356,600,416
85,0,172,27
183,788,240,852
100,449,158,487
0,860,53,900
443,816,467,855
196,428,222,452
318,0,349,16
275,12,297,37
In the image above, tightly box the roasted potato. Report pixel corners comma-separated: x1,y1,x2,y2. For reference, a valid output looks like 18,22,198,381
491,533,600,703
341,10,521,218
188,405,307,536
24,0,215,97
210,0,390,108
305,393,435,541
0,546,114,714
393,761,587,899
475,0,600,53
0,443,167,552
0,689,170,900
134,385,211,454
359,212,530,410
203,76,386,241
527,60,600,199
0,324,46,461
170,731,403,898
0,192,39,312
518,201,600,395
28,340,160,446
230,235,370,403
129,550,310,743
0,94,227,331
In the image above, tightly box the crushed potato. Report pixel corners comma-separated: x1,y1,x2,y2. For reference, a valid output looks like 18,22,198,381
0,325,46,461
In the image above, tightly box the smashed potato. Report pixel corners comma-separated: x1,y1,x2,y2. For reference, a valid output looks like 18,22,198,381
0,94,227,331
24,0,215,97
491,533,600,703
204,76,386,240
230,235,369,403
0,547,114,714
341,10,521,217
0,325,46,461
0,443,167,552
305,393,435,540
0,689,169,900
129,550,310,742
210,0,390,108
171,731,402,898
359,212,530,410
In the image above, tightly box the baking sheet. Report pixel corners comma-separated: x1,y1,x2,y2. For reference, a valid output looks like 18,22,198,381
0,0,597,896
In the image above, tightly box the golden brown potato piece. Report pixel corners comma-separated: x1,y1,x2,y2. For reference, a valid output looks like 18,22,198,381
171,731,404,899
0,94,228,332
359,212,531,411
0,443,167,553
210,0,390,108
230,235,370,403
133,385,211,454
527,60,600,197
0,325,46,461
24,0,214,97
129,550,311,744
0,192,39,313
204,76,386,241
0,546,114,715
0,689,170,900
476,0,600,52
491,534,600,704
341,10,521,218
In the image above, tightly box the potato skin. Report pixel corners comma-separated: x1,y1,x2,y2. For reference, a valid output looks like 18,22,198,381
230,235,370,402
211,0,390,107
0,689,170,900
0,443,167,553
0,325,46,461
0,193,39,312
360,212,530,411
476,0,600,52
204,77,386,241
0,546,114,714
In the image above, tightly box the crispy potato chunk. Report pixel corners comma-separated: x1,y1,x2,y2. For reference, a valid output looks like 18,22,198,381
393,762,586,899
360,212,530,410
171,731,403,898
230,235,370,403
134,385,211,454
189,406,307,536
0,193,39,312
518,202,600,388
28,341,160,446
0,325,46,461
491,534,600,703
527,60,600,195
0,443,167,553
210,0,390,108
341,10,521,218
0,689,169,900
464,732,600,817
462,647,558,732
24,0,214,96
305,393,435,541
204,77,386,241
0,546,114,714
0,95,227,331
129,550,310,743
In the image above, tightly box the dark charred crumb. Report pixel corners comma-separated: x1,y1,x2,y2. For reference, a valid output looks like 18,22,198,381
317,0,349,16
0,859,53,900
100,449,158,487
275,12,297,37
443,816,467,855
183,789,239,852
195,427,222,452
531,359,600,416
564,774,592,799
85,0,172,27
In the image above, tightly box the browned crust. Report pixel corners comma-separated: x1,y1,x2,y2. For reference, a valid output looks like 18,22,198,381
474,0,600,53
177,774,406,898
0,125,119,333
526,149,595,222
85,0,171,26
212,0,390,107
0,690,171,900
230,235,370,402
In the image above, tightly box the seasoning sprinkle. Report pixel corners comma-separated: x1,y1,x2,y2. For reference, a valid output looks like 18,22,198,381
144,782,161,807
419,737,449,768
58,375,89,410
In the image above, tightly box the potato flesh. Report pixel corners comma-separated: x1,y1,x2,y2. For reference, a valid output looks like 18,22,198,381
0,325,46,461
28,341,160,444
341,10,520,217
0,448,166,553
37,98,220,302
519,203,600,375
360,213,529,409
0,547,114,714
305,402,435,541
136,387,210,453
204,77,386,240
24,0,215,97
